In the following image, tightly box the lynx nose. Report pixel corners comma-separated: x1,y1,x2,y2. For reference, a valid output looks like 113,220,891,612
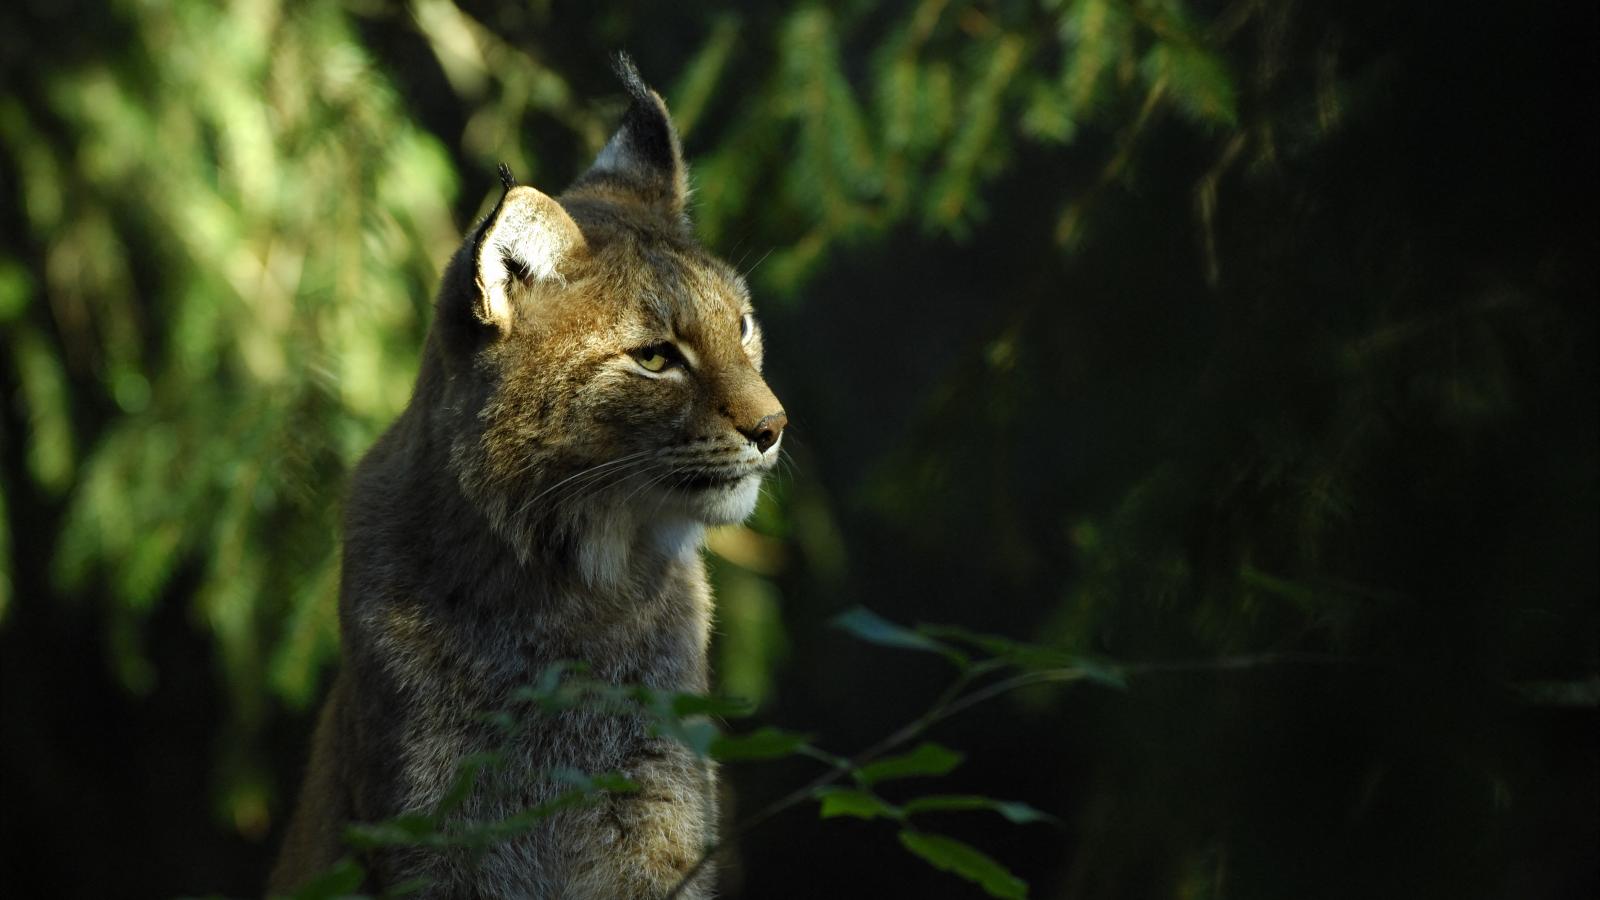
740,412,788,454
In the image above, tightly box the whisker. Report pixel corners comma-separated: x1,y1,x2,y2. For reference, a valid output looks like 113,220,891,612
517,450,655,515
516,452,659,531
503,438,644,484
619,463,686,508
550,456,657,505
527,459,669,544
741,246,775,279
543,458,665,522
643,467,697,523
728,237,753,273
587,460,674,508
768,447,795,484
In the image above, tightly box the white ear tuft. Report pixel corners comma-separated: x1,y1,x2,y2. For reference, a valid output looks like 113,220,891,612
474,186,586,334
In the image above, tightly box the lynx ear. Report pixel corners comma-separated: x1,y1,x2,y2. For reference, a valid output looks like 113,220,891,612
474,185,586,334
571,53,688,218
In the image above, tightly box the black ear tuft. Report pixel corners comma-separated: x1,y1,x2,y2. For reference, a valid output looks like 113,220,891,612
498,162,518,191
612,52,651,107
569,53,688,218
609,53,677,176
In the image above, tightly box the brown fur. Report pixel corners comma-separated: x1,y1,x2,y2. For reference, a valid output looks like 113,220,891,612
269,57,784,898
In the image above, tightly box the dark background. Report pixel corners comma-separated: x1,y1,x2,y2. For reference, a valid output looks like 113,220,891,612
1,1,1595,897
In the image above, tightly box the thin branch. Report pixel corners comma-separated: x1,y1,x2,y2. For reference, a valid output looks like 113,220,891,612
665,650,1356,897
663,662,992,898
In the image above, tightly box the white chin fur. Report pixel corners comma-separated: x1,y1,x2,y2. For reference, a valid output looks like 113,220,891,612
682,474,762,524
565,475,760,590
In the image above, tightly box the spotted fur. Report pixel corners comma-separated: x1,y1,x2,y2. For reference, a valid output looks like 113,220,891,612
269,56,784,898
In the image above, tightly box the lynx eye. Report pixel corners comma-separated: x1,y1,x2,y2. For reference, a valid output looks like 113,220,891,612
630,342,684,374
739,313,755,344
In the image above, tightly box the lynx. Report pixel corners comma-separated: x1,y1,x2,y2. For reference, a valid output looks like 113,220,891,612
269,56,785,898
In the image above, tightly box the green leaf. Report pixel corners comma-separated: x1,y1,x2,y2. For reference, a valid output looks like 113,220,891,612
471,789,603,843
925,33,1027,231
1062,656,1129,690
670,692,756,720
903,794,1061,825
550,768,639,795
898,830,1028,899
1143,44,1238,127
710,726,812,761
988,800,1059,825
285,856,367,899
652,716,721,758
475,710,517,734
1020,84,1078,144
434,751,503,815
0,256,32,322
511,661,588,707
918,624,1127,688
855,742,964,786
384,876,434,897
814,787,903,821
12,326,76,493
831,607,967,665
586,772,642,794
343,813,441,850
595,768,636,787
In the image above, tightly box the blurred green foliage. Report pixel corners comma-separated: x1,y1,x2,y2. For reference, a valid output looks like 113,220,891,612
1,0,1594,897
1,0,1253,824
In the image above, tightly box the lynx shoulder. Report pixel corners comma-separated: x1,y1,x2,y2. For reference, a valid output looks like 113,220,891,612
269,56,785,898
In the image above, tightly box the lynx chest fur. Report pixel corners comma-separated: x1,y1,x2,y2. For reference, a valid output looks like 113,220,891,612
270,58,785,899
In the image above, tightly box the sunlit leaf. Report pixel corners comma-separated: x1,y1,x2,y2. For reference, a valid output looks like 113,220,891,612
0,256,31,322
11,326,75,493
1142,43,1238,127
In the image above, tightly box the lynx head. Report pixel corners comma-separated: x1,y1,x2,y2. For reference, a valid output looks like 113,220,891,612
426,56,784,579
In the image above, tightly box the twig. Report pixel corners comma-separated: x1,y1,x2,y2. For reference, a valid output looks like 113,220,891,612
663,662,994,898
665,650,1355,897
